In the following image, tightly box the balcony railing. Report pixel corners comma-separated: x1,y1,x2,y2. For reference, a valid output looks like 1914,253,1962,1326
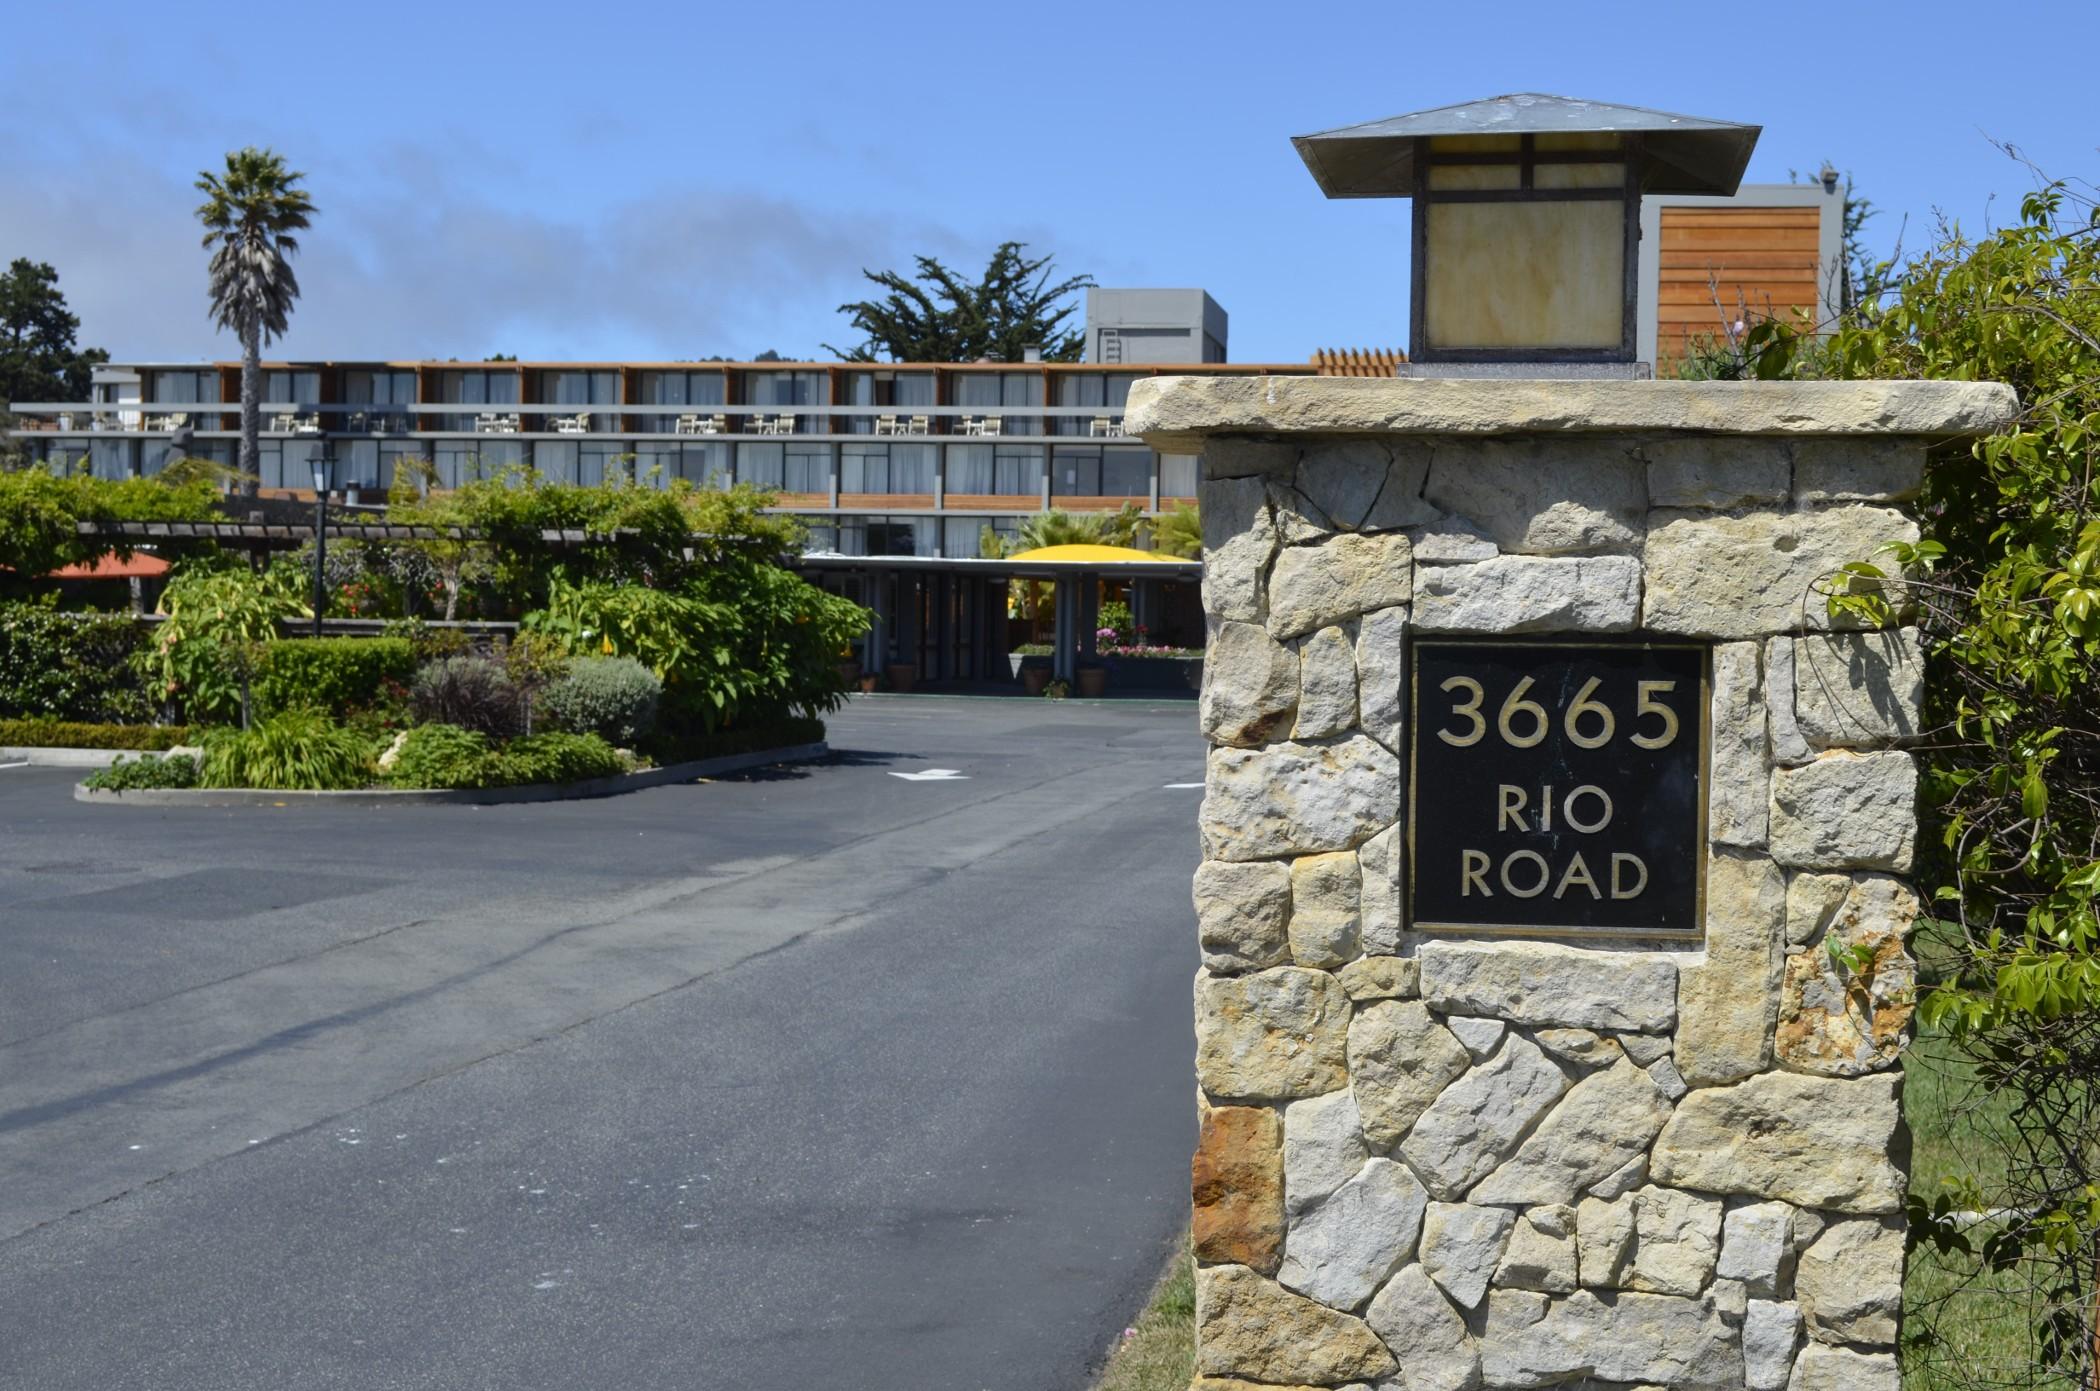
6,400,1143,441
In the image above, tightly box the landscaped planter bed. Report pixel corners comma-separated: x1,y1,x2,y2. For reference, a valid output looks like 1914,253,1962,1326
74,739,829,807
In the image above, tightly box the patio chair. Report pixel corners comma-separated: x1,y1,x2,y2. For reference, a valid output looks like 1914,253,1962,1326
980,415,1003,438
294,415,324,436
345,411,368,432
676,413,703,435
270,411,299,432
774,413,796,435
1089,416,1112,437
476,412,502,434
704,413,726,434
875,414,899,436
906,414,930,436
955,414,978,436
555,412,591,435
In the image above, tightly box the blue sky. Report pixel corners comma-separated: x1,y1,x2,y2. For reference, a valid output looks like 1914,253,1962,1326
5,0,2094,366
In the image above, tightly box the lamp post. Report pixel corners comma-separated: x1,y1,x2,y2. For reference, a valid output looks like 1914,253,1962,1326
310,441,334,639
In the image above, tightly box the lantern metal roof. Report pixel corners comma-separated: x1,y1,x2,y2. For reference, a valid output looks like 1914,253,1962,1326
1292,93,1760,200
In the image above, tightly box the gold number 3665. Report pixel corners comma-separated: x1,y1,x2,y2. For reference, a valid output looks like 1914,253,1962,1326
1435,674,1680,750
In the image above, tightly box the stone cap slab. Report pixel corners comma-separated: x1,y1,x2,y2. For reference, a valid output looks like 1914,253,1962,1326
1126,376,2019,453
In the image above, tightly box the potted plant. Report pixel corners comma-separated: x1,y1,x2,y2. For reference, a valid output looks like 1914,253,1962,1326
1077,663,1108,698
1021,665,1053,696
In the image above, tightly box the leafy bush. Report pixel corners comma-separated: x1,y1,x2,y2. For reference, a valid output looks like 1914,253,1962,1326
145,562,309,724
540,656,659,743
0,718,189,750
492,732,625,785
381,723,497,789
0,468,219,577
0,602,155,722
253,638,416,719
198,709,374,790
410,655,520,736
381,723,626,789
82,753,200,791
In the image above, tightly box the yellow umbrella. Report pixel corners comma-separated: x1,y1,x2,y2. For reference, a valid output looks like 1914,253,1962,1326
1002,543,1182,564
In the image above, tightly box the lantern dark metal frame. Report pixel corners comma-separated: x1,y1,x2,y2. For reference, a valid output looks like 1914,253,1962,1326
1292,94,1762,367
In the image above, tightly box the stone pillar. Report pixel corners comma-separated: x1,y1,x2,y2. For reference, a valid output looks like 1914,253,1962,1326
1135,378,2016,1391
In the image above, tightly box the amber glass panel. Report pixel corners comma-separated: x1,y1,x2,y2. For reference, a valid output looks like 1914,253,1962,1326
1534,131,1624,152
1422,201,1625,352
1425,134,1522,154
1427,164,1523,191
1534,162,1626,190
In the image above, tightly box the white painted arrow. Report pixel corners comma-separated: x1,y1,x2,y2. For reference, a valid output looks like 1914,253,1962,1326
1162,782,1204,789
888,768,970,782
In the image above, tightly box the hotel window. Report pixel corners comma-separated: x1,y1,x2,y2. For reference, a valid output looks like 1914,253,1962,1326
842,442,934,494
943,515,1016,558
736,441,785,489
840,371,934,434
1160,453,1199,499
438,369,520,431
954,373,1043,435
639,370,726,433
263,371,321,406
533,439,578,483
344,370,416,432
536,371,620,432
1103,447,1151,497
740,370,826,433
783,443,831,494
434,440,525,488
994,445,1045,495
149,370,219,404
579,441,637,486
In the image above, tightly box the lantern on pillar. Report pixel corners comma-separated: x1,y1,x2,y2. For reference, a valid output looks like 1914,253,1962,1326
1292,93,1759,369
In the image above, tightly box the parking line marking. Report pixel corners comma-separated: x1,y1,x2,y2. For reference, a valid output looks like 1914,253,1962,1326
1162,782,1203,789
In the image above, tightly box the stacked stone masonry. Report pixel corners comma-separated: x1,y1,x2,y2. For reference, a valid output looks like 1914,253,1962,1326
1152,378,2017,1391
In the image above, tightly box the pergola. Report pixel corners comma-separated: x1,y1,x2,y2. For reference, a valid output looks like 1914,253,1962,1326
791,551,1202,686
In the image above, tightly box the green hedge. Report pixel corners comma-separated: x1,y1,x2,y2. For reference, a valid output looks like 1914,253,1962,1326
639,716,825,767
383,723,626,790
83,753,201,791
0,718,190,750
253,638,417,718
0,603,156,723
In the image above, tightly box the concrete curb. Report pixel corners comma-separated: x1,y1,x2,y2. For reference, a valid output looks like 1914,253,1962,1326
72,741,829,808
4,746,144,768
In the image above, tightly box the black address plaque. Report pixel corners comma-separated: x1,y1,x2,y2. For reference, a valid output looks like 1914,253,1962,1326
1408,639,1709,938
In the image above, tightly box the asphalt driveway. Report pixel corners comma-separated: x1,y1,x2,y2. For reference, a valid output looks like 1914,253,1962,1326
0,696,1205,1390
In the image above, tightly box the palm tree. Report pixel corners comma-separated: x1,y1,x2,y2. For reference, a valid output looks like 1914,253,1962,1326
196,148,315,495
1152,500,1201,558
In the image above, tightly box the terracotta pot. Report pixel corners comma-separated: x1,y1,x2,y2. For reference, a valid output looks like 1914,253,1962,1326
1077,665,1108,698
886,662,918,693
858,674,879,693
1021,666,1053,696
